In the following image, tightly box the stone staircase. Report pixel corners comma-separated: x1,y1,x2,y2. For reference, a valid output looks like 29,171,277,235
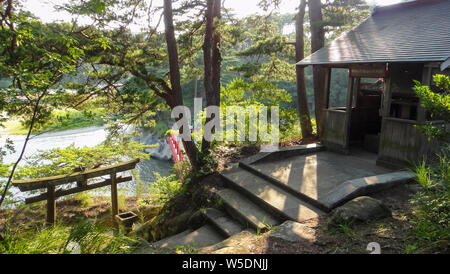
220,166,324,224
136,144,415,252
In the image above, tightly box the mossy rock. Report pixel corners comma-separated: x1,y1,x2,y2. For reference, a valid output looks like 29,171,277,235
328,196,392,229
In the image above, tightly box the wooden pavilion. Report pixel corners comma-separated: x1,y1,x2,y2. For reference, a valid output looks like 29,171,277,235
297,0,450,168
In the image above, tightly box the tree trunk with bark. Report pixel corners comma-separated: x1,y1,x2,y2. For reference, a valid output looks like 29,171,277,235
163,0,199,170
202,0,221,153
308,0,326,137
295,0,313,139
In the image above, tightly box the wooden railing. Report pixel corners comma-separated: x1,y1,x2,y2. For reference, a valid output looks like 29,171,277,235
12,159,140,225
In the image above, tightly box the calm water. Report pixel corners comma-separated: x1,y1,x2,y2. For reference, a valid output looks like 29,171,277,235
0,126,174,201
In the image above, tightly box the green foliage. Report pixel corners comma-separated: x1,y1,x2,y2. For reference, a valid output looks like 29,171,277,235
149,173,185,204
414,74,450,140
218,78,299,145
411,149,450,252
4,108,105,135
16,134,150,180
73,192,94,207
410,74,450,253
0,220,136,254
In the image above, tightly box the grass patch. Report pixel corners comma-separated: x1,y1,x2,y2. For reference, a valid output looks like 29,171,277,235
0,220,137,254
2,108,105,135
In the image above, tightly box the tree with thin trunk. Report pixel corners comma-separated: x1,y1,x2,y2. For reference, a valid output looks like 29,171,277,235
295,0,313,139
308,0,326,137
202,0,222,153
163,0,200,170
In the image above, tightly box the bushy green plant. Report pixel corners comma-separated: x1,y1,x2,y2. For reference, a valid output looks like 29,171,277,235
0,220,136,254
149,173,185,204
219,78,299,145
410,74,450,253
411,150,450,252
414,74,450,140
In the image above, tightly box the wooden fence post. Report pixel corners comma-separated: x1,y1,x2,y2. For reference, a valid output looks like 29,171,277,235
110,172,119,230
46,185,56,226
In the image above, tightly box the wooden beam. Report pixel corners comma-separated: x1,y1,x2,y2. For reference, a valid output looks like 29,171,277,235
46,185,56,226
13,159,140,191
110,173,118,219
25,176,132,204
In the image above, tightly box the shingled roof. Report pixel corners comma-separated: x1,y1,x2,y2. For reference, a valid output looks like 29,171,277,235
297,0,450,67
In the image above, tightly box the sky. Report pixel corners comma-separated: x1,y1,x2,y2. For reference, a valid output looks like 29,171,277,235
23,0,405,25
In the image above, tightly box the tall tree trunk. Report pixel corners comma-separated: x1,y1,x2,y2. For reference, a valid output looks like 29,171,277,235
308,0,326,137
211,0,221,108
295,0,313,139
202,0,221,153
163,0,199,170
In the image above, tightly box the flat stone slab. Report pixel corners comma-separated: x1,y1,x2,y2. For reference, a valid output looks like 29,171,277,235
153,225,224,249
268,221,317,243
320,171,416,209
210,216,243,238
198,230,256,254
217,189,280,230
251,151,391,204
241,143,325,165
203,208,243,238
222,167,324,223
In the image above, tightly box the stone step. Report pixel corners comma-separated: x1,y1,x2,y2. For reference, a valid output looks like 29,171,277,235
217,188,280,231
221,166,324,223
319,171,416,209
153,224,224,249
203,208,243,238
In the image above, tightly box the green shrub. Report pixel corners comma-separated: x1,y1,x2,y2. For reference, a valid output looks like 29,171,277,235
410,149,450,252
149,173,185,204
0,220,136,254
410,75,450,253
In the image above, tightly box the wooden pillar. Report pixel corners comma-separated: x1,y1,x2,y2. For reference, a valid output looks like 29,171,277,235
77,175,87,188
46,185,56,226
354,78,361,108
324,67,332,109
382,76,392,118
110,172,119,229
344,77,355,150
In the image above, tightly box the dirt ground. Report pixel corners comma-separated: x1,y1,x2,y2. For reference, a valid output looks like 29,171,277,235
0,196,141,230
243,183,447,254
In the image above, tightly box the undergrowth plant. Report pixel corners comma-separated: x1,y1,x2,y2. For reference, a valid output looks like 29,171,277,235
409,74,450,253
0,220,136,254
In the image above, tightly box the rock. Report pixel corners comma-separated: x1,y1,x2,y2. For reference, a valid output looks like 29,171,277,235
268,221,316,243
187,210,207,230
130,218,155,241
328,196,392,228
65,242,81,254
